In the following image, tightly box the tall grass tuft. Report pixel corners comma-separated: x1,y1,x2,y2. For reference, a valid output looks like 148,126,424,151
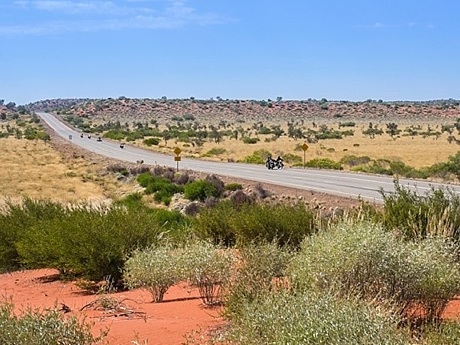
381,181,460,240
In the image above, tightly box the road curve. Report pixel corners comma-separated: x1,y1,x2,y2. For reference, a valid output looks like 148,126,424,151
37,112,460,204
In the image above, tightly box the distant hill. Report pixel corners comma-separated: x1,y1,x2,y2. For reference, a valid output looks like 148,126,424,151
25,97,460,124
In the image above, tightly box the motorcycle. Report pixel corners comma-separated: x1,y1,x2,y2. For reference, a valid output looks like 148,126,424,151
266,157,284,170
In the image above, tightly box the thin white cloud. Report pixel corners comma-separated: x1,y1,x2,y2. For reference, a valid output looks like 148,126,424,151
2,0,226,35
357,22,434,30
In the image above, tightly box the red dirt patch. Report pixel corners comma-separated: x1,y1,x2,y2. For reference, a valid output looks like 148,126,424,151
2,268,460,344
0,269,224,345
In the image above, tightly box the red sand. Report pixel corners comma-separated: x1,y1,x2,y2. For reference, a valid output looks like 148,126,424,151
2,268,460,344
0,269,225,345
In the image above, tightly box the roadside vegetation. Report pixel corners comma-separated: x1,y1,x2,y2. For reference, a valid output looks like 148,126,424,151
2,173,460,343
3,98,460,343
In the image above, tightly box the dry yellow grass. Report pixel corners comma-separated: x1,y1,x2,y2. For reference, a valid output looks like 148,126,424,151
137,123,459,169
0,137,130,204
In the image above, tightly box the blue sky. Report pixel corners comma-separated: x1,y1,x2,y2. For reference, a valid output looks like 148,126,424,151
1,0,459,105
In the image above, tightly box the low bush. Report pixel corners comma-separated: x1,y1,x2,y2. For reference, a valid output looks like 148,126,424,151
202,147,226,156
288,221,460,325
13,202,184,282
0,302,104,345
0,198,68,272
241,149,271,164
422,321,460,344
143,137,160,146
224,182,243,191
304,158,342,170
181,241,236,305
192,201,317,248
225,290,409,345
225,242,292,318
242,137,259,144
123,244,182,302
381,182,460,240
340,154,371,167
282,153,302,164
230,202,317,248
192,201,238,246
184,179,221,202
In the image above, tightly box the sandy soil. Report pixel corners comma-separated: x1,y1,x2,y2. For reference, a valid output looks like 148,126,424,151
2,268,460,345
0,269,224,345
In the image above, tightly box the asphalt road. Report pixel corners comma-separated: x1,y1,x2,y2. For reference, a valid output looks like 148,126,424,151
37,112,460,203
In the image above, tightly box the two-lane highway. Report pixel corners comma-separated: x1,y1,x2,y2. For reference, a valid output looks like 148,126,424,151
37,112,460,203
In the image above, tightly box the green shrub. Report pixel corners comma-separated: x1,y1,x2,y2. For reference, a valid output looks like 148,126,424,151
123,244,183,302
446,151,460,180
16,205,172,282
138,173,184,204
225,290,409,345
103,130,126,141
381,182,460,240
340,155,371,167
304,158,342,170
0,198,68,272
184,179,221,201
0,302,103,345
225,182,243,191
181,241,236,305
137,172,155,187
143,137,160,146
242,137,259,144
231,202,317,247
288,221,460,324
422,321,460,344
225,242,292,318
192,201,238,246
282,153,302,164
352,159,392,175
241,149,271,164
202,147,226,157
114,192,144,209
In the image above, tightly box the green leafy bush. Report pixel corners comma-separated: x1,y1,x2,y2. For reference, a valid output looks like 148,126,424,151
0,198,68,272
231,202,317,247
304,158,342,170
225,182,243,191
143,137,160,146
241,149,271,164
14,204,179,282
184,179,221,202
202,147,226,157
192,201,238,246
242,137,259,144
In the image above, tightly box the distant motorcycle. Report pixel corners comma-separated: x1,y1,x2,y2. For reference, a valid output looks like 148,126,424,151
266,156,284,170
